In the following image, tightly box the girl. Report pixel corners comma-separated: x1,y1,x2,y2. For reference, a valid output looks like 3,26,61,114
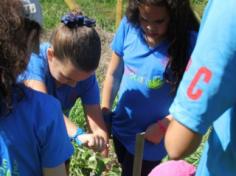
19,12,108,154
102,0,199,175
0,0,73,175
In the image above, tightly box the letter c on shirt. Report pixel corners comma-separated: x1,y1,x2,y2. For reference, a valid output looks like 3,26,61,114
187,67,212,100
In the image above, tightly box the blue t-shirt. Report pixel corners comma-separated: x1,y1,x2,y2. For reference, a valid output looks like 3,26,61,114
170,0,236,175
0,86,73,176
111,17,197,161
18,43,100,113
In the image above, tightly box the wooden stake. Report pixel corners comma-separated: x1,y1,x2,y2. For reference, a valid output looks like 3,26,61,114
115,0,123,29
64,0,80,11
132,132,145,176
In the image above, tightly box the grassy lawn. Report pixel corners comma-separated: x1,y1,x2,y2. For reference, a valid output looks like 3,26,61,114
40,0,209,175
40,0,124,31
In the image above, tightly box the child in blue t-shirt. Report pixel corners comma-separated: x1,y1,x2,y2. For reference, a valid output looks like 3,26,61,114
0,0,73,175
101,0,199,175
19,12,108,154
165,0,236,176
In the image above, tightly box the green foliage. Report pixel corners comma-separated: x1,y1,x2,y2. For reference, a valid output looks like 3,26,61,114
76,0,118,32
69,144,121,176
39,0,120,32
191,0,208,18
69,100,121,176
69,145,105,176
40,0,69,29
185,128,211,166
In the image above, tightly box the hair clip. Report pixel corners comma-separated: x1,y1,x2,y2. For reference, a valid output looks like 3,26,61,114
61,13,96,28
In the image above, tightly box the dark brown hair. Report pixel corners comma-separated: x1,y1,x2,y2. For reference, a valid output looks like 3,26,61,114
0,0,41,115
50,23,101,72
126,0,199,93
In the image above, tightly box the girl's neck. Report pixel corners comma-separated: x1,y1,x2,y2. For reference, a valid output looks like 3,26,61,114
145,34,165,48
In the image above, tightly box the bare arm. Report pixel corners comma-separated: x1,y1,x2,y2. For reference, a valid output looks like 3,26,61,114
164,119,202,159
43,164,67,176
83,104,109,156
101,52,124,112
24,80,108,154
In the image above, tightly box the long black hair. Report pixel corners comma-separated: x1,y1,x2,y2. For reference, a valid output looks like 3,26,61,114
0,0,41,115
126,0,199,93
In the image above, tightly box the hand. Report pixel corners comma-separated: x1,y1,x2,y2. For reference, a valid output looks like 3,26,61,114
91,129,109,157
77,133,108,153
145,123,165,144
145,116,172,144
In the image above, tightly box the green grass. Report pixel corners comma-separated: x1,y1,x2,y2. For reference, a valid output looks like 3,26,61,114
40,0,69,29
40,0,124,32
40,0,207,31
75,0,118,32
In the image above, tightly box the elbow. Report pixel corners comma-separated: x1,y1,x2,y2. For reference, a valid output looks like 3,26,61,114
166,149,185,160
165,140,186,160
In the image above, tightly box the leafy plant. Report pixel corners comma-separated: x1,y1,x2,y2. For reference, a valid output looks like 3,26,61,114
69,100,121,176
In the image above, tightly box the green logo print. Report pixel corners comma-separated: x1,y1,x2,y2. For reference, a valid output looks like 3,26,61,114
0,159,11,176
148,77,164,89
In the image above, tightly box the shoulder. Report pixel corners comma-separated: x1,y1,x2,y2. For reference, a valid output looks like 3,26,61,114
118,16,139,33
38,42,51,61
26,42,51,75
29,42,50,65
23,86,61,114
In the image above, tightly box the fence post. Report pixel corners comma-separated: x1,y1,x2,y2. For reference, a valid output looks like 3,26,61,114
115,0,123,29
64,0,80,11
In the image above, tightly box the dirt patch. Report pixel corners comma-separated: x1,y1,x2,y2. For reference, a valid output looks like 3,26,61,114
95,27,114,84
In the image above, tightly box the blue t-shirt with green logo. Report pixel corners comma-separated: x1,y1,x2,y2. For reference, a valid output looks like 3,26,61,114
170,0,236,175
111,17,197,161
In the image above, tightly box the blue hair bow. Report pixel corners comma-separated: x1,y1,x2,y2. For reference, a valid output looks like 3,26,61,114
61,13,96,28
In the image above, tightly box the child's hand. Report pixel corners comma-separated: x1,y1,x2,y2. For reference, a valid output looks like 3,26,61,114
145,116,171,144
145,123,165,144
77,133,107,152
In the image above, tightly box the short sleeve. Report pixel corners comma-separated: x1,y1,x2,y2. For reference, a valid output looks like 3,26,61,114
111,17,129,57
37,98,73,167
80,75,100,105
170,0,236,134
18,43,50,83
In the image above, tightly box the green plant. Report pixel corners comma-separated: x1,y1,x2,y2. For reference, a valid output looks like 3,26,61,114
69,100,121,176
